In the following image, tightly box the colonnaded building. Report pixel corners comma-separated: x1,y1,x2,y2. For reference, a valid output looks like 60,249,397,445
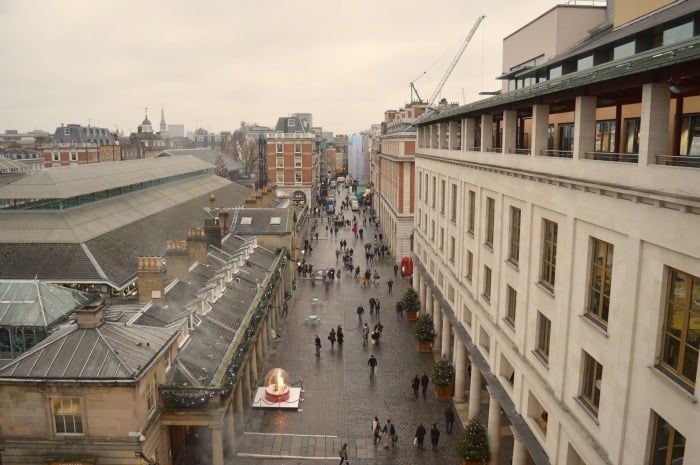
409,1,700,464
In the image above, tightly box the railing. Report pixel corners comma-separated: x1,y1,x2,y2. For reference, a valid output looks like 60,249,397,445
539,149,573,159
655,154,700,168
484,147,503,153
584,152,638,163
508,148,531,156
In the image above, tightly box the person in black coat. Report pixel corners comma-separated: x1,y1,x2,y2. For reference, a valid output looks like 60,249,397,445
415,423,426,450
421,373,430,399
430,424,440,452
411,375,420,398
445,406,455,434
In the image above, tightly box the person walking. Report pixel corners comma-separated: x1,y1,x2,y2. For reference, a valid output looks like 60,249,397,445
328,328,336,349
394,263,399,276
415,423,426,451
411,375,420,398
362,323,370,346
445,406,455,434
372,416,381,445
387,278,393,293
357,305,365,323
367,354,378,375
314,335,321,357
281,302,288,317
337,326,344,346
381,420,394,449
368,297,376,315
421,373,430,400
375,299,381,316
338,442,349,465
430,424,440,452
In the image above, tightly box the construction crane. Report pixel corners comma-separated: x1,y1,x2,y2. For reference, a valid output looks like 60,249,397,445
426,15,485,109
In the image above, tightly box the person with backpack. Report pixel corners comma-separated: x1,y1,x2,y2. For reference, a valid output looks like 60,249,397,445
357,305,365,323
372,416,381,445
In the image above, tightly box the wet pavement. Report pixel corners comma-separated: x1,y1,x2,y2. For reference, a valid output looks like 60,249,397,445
233,187,507,465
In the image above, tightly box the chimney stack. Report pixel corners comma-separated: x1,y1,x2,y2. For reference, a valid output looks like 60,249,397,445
165,240,189,281
218,208,229,237
204,218,222,248
187,228,208,264
75,302,105,328
137,256,166,304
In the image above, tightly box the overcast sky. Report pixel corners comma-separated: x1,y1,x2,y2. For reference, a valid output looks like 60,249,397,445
0,0,560,136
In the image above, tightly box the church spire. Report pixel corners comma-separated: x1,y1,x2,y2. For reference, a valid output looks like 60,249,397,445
160,106,168,136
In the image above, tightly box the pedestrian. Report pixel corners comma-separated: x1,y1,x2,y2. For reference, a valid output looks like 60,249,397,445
387,279,393,293
336,249,340,262
369,297,376,315
430,424,440,452
368,354,377,375
445,406,455,434
375,298,381,316
328,328,336,349
362,323,370,346
338,442,349,465
282,302,288,317
395,301,403,318
381,420,393,449
421,373,429,400
357,305,365,323
372,416,381,445
411,375,420,398
314,334,321,357
415,423,426,450
337,326,344,346
394,263,399,276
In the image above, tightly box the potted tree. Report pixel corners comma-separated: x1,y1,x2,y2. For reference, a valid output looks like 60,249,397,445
456,416,491,465
414,313,435,352
401,287,420,321
431,356,456,400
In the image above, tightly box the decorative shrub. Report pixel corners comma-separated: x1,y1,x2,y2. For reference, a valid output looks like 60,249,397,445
456,416,491,463
414,313,435,342
431,356,456,386
401,287,420,313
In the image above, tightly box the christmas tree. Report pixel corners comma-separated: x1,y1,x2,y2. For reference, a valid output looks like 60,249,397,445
456,416,490,462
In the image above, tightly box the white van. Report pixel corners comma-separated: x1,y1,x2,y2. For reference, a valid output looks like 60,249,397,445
336,176,346,185
330,180,336,189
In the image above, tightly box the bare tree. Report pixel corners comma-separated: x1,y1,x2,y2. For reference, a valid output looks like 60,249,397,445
239,138,259,177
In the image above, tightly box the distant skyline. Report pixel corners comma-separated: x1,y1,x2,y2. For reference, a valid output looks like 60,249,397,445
1,0,565,136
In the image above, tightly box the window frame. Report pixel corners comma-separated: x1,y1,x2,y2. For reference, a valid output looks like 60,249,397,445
587,238,613,326
648,412,686,465
450,183,457,222
536,312,551,362
485,197,495,247
466,250,473,281
51,397,84,435
468,190,475,235
483,266,492,302
540,219,558,289
275,143,283,153
506,285,517,326
440,180,446,214
580,351,603,416
508,206,521,265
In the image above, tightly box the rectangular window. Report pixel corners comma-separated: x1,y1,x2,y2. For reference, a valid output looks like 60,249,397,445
294,155,302,168
506,285,517,325
540,220,558,289
276,171,284,183
580,351,603,415
649,412,686,465
587,238,613,326
63,127,70,135
659,268,699,390
449,236,455,263
547,124,554,151
536,312,551,361
431,220,435,240
559,123,575,152
423,213,428,233
440,180,446,214
70,151,77,161
468,190,476,234
52,151,60,161
147,378,156,413
439,227,444,251
276,156,284,168
294,143,302,153
288,118,295,127
276,143,283,153
594,120,616,152
52,398,83,434
466,250,473,281
509,207,521,264
485,197,495,247
295,171,302,183
483,266,492,301
431,177,436,208
450,184,457,221
424,174,429,201
624,118,641,154
418,173,423,200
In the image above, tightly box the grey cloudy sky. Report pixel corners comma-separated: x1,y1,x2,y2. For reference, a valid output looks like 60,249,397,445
0,0,559,136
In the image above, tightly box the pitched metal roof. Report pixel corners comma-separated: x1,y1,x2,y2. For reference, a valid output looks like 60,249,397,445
230,207,292,235
0,156,213,199
0,321,177,381
0,280,92,327
160,148,244,172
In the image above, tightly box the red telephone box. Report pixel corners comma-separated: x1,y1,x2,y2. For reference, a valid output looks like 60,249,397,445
400,256,413,277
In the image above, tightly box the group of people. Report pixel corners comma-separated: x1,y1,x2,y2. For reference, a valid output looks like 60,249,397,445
315,326,345,356
413,407,456,452
411,373,431,399
371,417,397,449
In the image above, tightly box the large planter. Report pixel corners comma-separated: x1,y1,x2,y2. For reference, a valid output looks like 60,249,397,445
405,311,418,321
434,384,453,400
417,340,432,352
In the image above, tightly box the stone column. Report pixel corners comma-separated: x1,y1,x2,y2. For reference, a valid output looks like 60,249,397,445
463,117,476,151
425,287,433,317
441,313,451,358
433,304,442,353
418,273,425,313
211,426,225,465
249,349,258,390
241,365,251,405
480,114,493,152
511,426,528,465
531,104,549,156
454,340,467,402
573,95,596,160
260,319,269,358
225,402,236,458
487,389,502,465
468,359,482,420
639,82,670,166
502,110,517,153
